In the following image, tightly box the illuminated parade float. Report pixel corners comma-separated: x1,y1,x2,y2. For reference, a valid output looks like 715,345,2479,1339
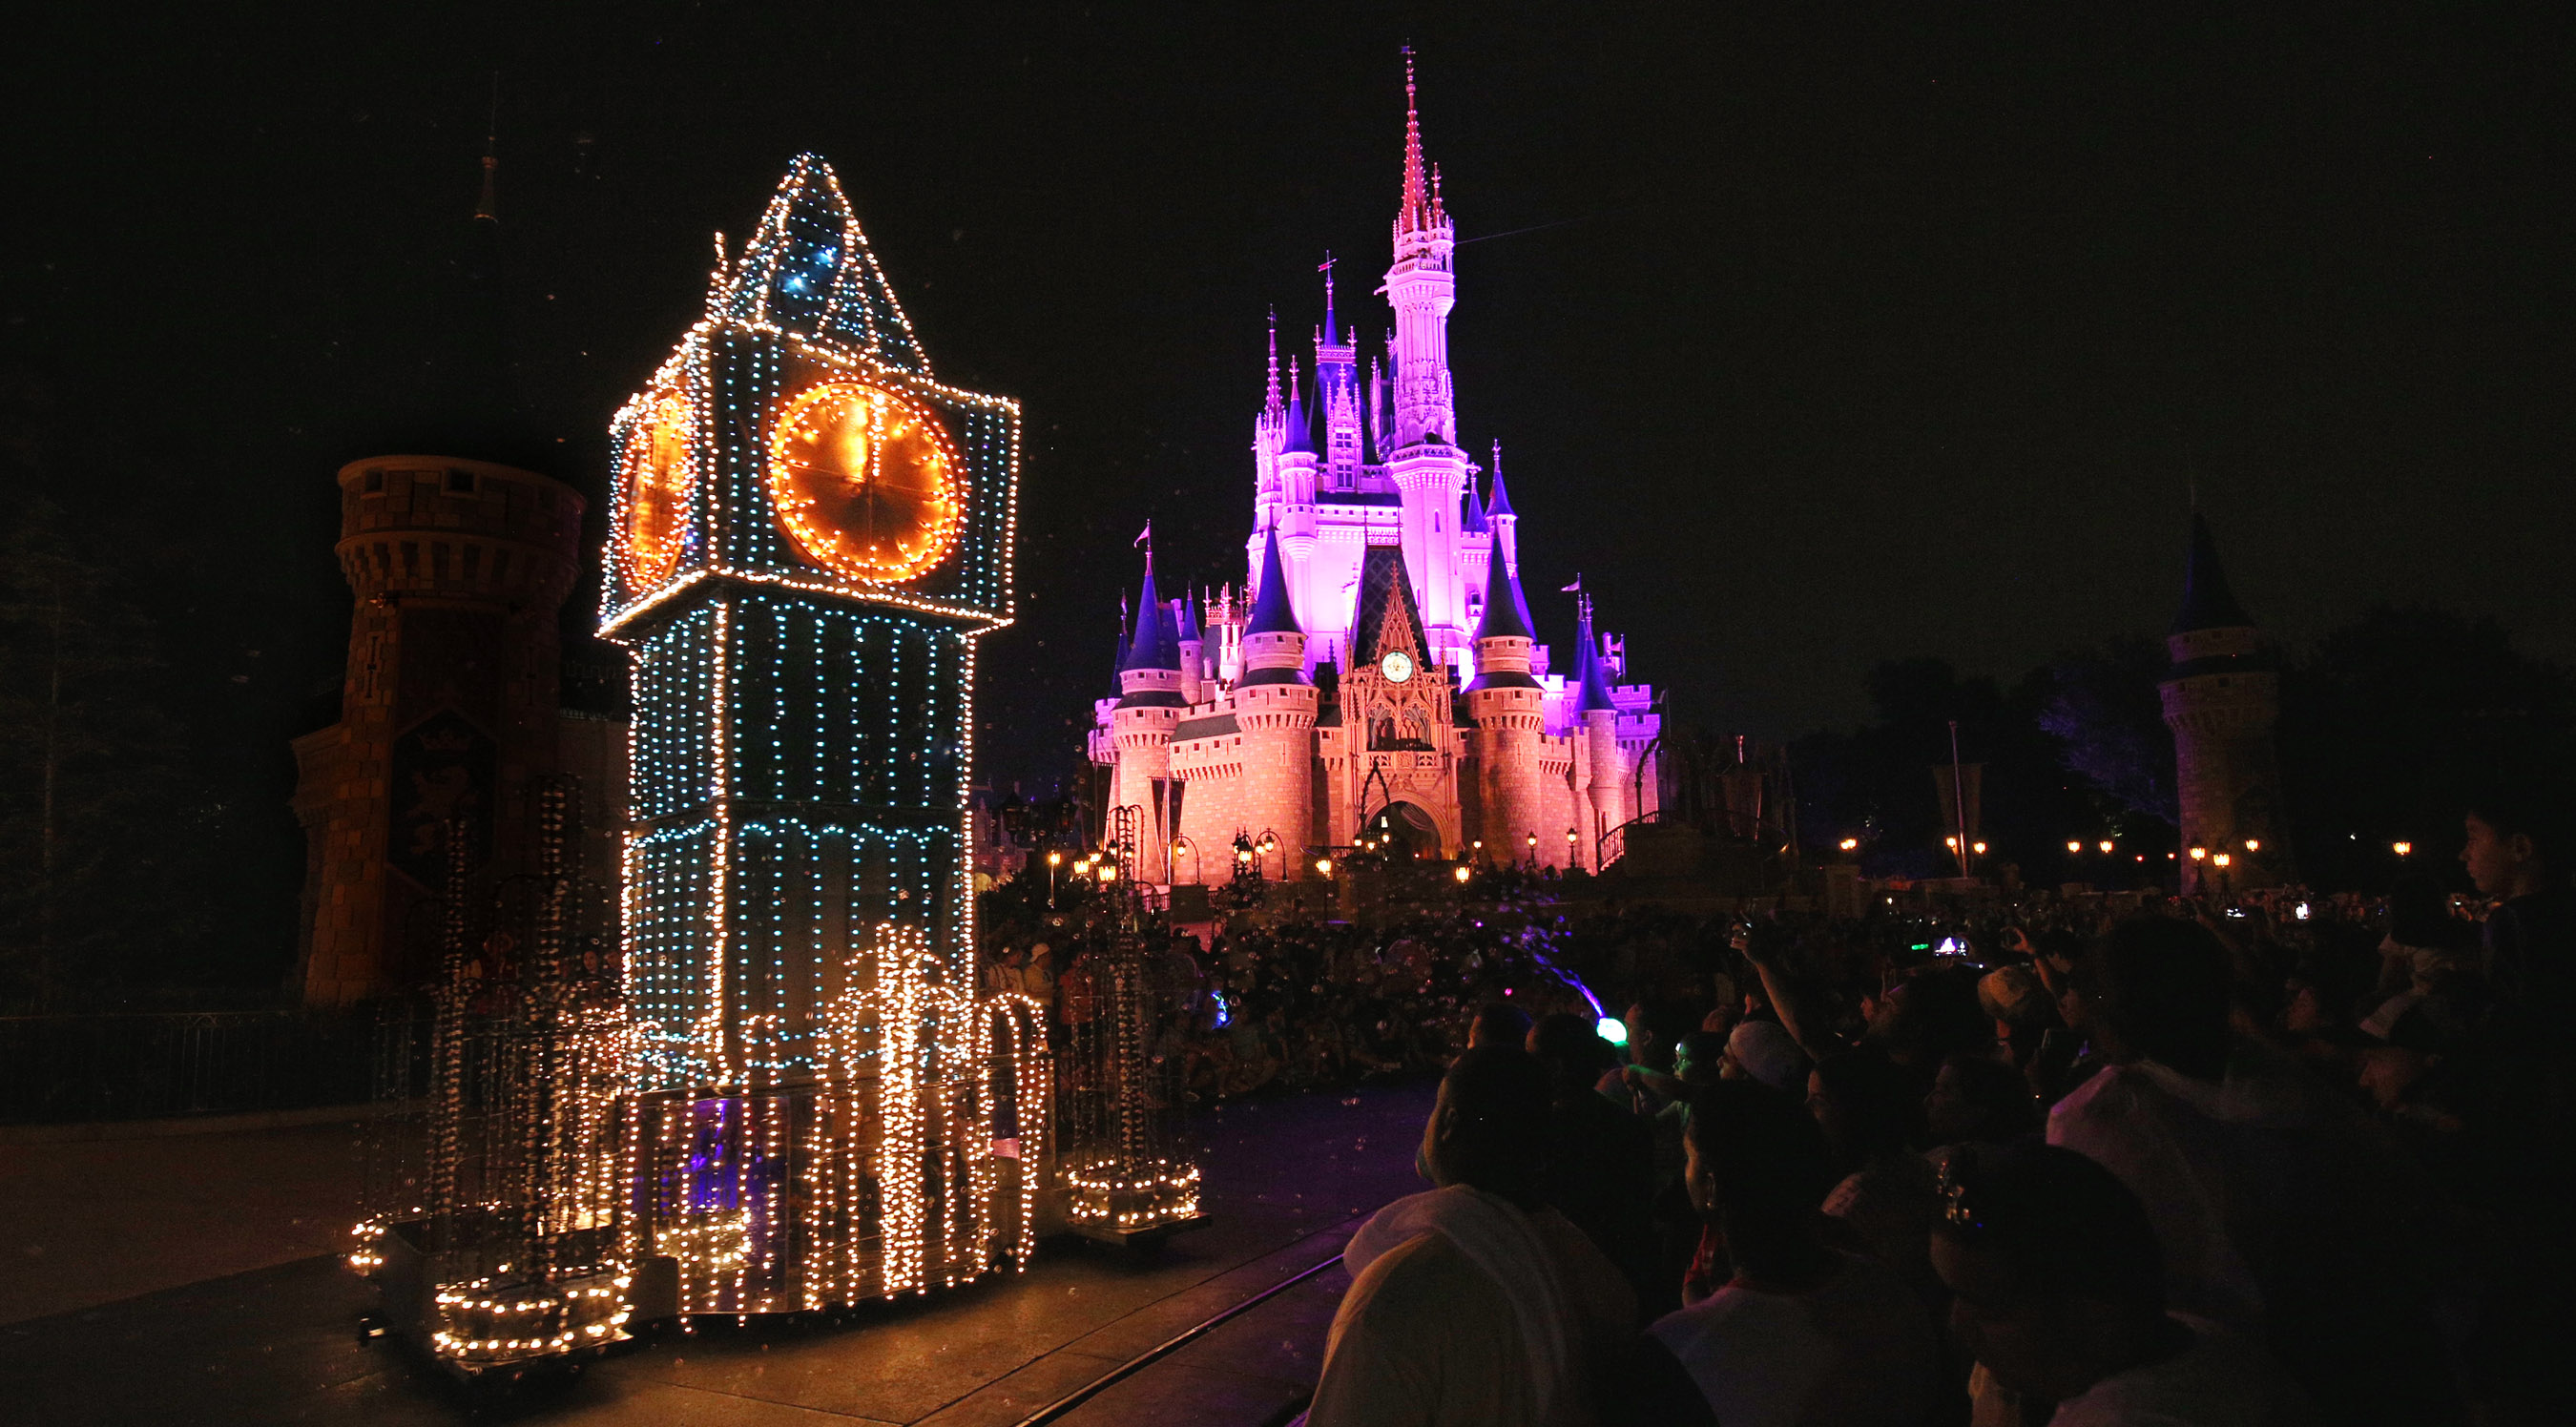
597,155,1049,1316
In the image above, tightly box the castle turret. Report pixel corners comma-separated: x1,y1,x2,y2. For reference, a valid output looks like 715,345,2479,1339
1464,531,1545,863
1111,559,1185,880
2157,514,2290,893
1572,597,1628,865
1176,591,1206,705
1214,528,1319,858
1485,444,1519,575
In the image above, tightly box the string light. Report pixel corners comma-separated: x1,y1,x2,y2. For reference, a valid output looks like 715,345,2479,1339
594,155,1037,1321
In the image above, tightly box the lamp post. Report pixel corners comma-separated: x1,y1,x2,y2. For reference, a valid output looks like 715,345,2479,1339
1047,849,1062,909
1566,827,1579,874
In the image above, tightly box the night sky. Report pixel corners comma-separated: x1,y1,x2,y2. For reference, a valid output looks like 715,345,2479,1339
8,3,2571,793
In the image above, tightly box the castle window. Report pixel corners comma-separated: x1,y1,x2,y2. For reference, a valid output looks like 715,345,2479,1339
446,468,476,493
364,468,384,493
463,544,484,579
400,542,419,575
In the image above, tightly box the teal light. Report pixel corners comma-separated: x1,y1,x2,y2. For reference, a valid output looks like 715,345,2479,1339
1596,1016,1628,1046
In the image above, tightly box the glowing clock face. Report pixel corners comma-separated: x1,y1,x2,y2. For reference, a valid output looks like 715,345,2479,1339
622,393,695,588
1381,651,1414,684
767,380,964,584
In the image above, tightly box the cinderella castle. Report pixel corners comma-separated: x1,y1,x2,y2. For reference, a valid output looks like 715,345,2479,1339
1087,61,1660,882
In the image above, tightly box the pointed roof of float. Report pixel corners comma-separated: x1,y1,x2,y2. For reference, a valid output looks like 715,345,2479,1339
1474,530,1536,641
1573,602,1619,713
720,154,928,373
1120,560,1180,672
1245,527,1303,637
2171,513,2255,634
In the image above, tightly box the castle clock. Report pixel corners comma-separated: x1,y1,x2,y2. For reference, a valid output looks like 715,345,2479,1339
599,155,1036,1315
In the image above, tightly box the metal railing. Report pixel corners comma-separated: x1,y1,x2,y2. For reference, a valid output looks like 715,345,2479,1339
0,1008,384,1125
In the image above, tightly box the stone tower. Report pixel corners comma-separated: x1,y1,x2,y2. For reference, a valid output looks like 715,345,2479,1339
2158,514,2290,893
1571,596,1629,864
1109,560,1185,879
1463,530,1545,860
291,456,585,1003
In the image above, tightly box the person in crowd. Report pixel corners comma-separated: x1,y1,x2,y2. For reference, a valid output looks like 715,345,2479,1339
1719,1018,1811,1095
1639,1079,1945,1426
1473,1000,1536,1050
1530,1012,1662,1310
1977,963,2059,1068
1309,1046,1637,1427
2048,915,2454,1424
1809,1048,1945,1313
1932,1141,2309,1426
1922,1051,2041,1172
1622,1028,1724,1108
982,943,1028,996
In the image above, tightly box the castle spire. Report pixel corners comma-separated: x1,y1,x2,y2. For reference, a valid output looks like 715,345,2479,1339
1485,442,1515,518
1122,558,1179,672
1573,595,1618,713
1474,529,1534,641
1319,252,1339,342
1244,527,1302,637
1398,48,1433,236
1281,358,1315,455
1264,307,1282,414
2171,512,2254,635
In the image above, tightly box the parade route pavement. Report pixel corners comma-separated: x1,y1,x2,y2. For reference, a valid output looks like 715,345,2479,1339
0,1080,1435,1425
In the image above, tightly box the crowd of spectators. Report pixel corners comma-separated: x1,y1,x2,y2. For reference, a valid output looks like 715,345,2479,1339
1280,783,2569,1426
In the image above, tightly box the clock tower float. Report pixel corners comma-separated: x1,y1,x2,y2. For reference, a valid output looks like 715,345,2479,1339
1093,57,1660,879
601,155,1046,1315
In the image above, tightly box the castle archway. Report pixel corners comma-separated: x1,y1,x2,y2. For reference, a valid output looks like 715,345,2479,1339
1362,801,1442,860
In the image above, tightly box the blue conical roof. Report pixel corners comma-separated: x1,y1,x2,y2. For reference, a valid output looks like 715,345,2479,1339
1281,388,1316,456
720,154,927,373
1474,531,1534,641
1485,462,1516,519
1178,590,1203,643
1462,486,1489,535
1573,607,1618,714
2170,513,2255,635
1244,527,1302,636
1121,563,1180,672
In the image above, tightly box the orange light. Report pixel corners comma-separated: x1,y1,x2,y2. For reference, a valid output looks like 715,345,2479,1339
1945,836,1959,850
1839,838,1859,852
1452,865,1471,883
1096,864,1117,883
2393,841,2413,857
2243,838,2261,853
621,391,696,588
2212,853,2232,868
1972,841,1988,856
2099,839,2114,855
768,380,964,584
1315,858,1333,877
2067,840,2082,854
2190,846,2208,861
